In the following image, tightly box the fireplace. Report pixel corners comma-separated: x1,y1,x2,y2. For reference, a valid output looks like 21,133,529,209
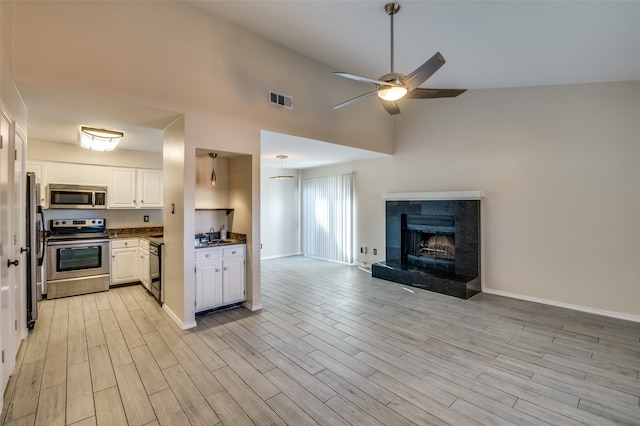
402,214,456,271
372,197,481,299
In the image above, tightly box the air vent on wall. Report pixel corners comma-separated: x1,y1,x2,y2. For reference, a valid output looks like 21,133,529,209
269,91,293,109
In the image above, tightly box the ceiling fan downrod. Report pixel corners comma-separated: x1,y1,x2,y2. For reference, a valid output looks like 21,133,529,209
385,3,401,73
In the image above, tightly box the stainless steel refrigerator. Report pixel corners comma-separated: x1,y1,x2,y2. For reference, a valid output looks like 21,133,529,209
26,172,45,329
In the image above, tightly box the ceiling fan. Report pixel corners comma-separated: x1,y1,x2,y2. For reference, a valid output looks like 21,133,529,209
334,2,466,115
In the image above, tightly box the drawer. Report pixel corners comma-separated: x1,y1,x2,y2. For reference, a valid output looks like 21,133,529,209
223,245,245,258
139,239,149,251
111,238,139,249
195,248,221,262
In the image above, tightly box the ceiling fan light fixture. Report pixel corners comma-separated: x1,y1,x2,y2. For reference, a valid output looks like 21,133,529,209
271,154,295,180
79,126,123,151
378,85,408,101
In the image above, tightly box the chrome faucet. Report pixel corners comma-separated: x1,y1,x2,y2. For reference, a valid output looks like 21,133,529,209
208,227,215,242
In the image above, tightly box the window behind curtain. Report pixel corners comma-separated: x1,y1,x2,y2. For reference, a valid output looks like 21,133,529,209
302,173,354,264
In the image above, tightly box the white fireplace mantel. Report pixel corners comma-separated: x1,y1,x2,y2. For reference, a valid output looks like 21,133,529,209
382,190,485,201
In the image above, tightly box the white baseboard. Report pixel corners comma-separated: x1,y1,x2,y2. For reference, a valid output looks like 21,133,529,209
162,304,197,330
244,302,263,311
260,253,302,260
483,288,640,323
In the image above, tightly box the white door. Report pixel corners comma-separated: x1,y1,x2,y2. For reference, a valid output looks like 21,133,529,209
12,124,26,353
0,111,13,391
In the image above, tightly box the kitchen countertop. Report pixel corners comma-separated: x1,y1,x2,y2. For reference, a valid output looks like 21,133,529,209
107,227,247,248
107,227,164,244
194,239,245,249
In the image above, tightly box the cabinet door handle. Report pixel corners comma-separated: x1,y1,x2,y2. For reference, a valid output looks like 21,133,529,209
223,267,228,271
216,269,220,272
232,250,236,255
7,259,19,267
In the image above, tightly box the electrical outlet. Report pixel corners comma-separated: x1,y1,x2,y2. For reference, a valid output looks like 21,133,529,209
144,215,149,222
373,248,377,255
360,246,367,254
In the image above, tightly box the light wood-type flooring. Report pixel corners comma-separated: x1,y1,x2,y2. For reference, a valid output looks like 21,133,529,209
2,256,639,425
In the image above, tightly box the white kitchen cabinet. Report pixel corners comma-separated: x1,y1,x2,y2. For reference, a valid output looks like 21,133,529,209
139,240,150,290
194,244,245,313
137,169,163,208
222,246,245,305
110,239,139,285
110,168,162,209
195,248,223,312
109,168,137,208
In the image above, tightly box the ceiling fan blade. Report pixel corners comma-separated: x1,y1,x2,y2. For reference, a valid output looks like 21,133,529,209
334,72,401,87
405,52,446,91
379,99,401,115
334,90,378,110
406,88,467,99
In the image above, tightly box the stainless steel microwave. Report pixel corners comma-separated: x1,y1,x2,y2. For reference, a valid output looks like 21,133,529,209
48,184,107,209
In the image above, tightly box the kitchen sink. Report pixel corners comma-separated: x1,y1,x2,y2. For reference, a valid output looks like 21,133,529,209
196,238,234,247
201,239,228,245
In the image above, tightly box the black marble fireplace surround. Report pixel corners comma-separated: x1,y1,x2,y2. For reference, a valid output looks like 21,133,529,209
372,199,481,299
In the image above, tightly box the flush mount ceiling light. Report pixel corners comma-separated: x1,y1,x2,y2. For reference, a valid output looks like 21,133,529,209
271,155,295,180
209,153,218,186
79,126,124,151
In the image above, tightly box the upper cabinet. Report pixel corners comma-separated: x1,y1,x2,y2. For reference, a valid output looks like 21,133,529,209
137,169,163,208
26,160,163,210
110,168,163,209
110,168,137,208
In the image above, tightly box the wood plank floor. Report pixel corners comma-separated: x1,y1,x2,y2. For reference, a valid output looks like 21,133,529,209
2,255,639,425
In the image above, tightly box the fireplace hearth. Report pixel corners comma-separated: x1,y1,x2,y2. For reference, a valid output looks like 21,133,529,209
372,198,481,299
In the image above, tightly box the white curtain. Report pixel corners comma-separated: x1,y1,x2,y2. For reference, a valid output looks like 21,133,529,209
302,173,353,264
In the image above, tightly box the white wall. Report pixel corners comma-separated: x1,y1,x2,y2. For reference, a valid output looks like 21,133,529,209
304,81,640,319
28,139,162,169
260,167,300,259
0,1,26,127
194,153,229,209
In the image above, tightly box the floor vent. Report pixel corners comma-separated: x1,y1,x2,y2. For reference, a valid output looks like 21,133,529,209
269,91,293,109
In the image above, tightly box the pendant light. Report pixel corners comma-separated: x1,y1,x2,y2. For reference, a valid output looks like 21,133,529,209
270,155,295,179
209,153,218,186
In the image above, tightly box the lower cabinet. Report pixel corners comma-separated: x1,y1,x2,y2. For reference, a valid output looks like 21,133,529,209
111,239,139,286
195,244,245,312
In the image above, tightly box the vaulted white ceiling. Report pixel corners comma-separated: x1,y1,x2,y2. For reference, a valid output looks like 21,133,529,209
18,1,640,168
186,1,640,90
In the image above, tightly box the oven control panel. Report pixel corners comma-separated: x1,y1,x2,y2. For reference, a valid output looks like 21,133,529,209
51,219,104,228
51,218,105,228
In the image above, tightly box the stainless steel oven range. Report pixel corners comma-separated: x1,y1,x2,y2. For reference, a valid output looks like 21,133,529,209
46,218,109,299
